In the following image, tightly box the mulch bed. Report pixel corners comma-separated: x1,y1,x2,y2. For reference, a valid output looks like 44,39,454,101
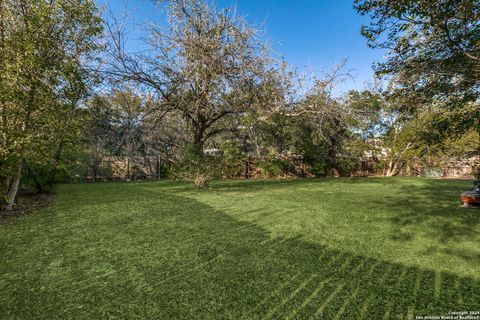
0,192,54,224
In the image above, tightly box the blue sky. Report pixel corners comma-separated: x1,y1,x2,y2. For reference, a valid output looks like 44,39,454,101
99,0,386,93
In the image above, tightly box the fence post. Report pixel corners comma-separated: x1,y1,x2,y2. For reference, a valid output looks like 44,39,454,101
126,158,130,181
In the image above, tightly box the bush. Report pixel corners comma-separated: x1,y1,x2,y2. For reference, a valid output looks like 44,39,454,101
194,175,209,189
337,156,360,177
308,162,329,177
171,143,226,188
220,141,246,178
22,163,59,193
257,155,295,177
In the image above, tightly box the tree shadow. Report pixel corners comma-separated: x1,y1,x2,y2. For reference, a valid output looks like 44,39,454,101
1,185,479,319
367,179,480,264
204,177,407,193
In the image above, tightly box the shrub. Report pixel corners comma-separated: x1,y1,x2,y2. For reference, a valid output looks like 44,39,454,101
194,175,209,189
337,156,361,177
220,141,246,178
307,162,329,177
257,155,295,177
171,144,225,188
22,162,70,193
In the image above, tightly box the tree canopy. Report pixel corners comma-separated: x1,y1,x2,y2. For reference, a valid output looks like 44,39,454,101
0,0,102,208
355,0,480,105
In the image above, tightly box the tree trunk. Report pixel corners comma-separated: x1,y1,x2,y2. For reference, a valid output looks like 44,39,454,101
4,162,22,210
192,132,205,157
385,158,399,177
385,143,411,177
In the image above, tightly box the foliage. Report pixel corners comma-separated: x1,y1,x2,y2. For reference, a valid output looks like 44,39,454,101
1,0,478,192
106,0,283,162
168,144,223,186
355,0,480,167
257,153,295,177
219,141,247,178
0,190,7,207
307,162,329,178
426,102,480,140
346,86,480,177
0,0,103,206
355,0,480,106
336,156,361,177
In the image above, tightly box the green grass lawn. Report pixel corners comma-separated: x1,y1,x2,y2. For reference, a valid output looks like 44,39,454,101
1,178,479,319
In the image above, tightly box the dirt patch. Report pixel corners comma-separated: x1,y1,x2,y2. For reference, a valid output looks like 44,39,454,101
0,192,54,224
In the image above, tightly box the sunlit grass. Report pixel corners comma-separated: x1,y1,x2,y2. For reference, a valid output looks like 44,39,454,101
1,178,479,319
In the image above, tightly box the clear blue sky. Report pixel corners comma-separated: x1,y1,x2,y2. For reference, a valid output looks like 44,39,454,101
99,0,386,93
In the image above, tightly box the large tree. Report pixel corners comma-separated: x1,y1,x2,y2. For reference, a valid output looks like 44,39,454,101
0,0,102,209
354,0,480,105
106,0,281,160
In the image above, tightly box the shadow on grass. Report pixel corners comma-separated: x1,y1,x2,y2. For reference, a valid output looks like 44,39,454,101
352,179,480,269
380,180,479,235
187,176,409,194
1,185,479,319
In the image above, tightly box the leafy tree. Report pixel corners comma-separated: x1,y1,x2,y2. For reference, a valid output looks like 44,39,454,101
0,0,102,209
347,88,479,176
354,0,480,173
105,0,284,186
347,88,420,176
355,0,480,105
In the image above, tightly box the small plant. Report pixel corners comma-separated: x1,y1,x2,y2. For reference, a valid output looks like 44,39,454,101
194,175,208,189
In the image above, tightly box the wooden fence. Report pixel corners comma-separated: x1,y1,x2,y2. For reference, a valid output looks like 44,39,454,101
81,154,479,182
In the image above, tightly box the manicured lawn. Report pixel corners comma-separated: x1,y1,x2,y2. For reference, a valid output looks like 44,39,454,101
1,178,479,319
